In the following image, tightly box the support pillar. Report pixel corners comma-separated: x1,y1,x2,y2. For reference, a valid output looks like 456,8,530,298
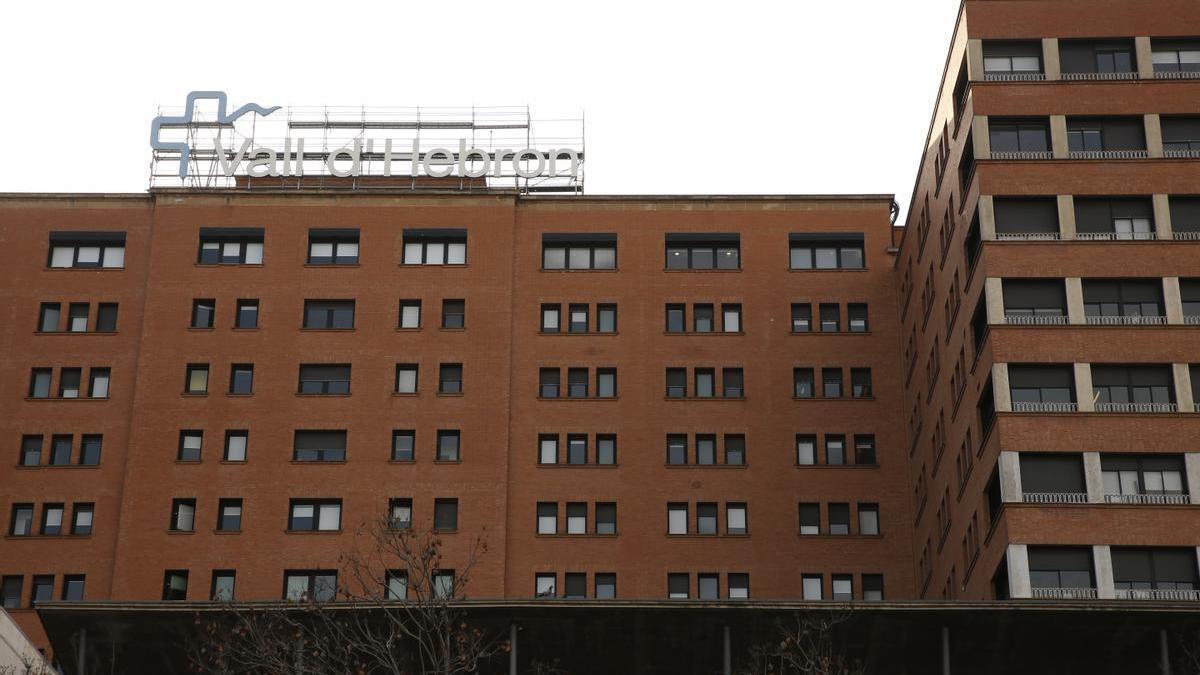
1164,277,1184,325
1007,544,1032,598
509,623,517,675
1065,278,1085,324
1057,195,1076,239
1042,38,1061,80
1186,455,1200,505
724,625,732,675
942,626,952,675
1074,363,1095,412
1154,194,1174,240
985,278,1005,324
1084,452,1105,503
993,363,1012,412
999,452,1023,502
979,195,996,241
1174,364,1195,413
1094,545,1116,600
1162,628,1172,675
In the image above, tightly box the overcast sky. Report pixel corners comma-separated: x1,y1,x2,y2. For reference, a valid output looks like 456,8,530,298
0,0,958,209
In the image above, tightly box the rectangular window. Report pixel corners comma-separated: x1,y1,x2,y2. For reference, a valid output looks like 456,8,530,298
725,434,746,465
389,499,413,530
832,574,854,601
40,504,64,535
1028,547,1095,591
825,435,846,465
568,304,589,333
399,300,422,329
541,304,561,333
797,435,817,465
854,435,877,465
851,368,872,398
95,303,118,332
307,229,359,265
50,435,72,465
88,368,110,398
235,300,259,329
539,368,560,398
666,368,687,398
61,575,85,602
819,304,839,332
403,229,467,265
859,503,880,535
535,573,556,598
667,435,688,465
224,431,248,462
727,503,747,535
178,430,203,462
598,304,618,333
698,573,720,600
799,503,820,535
993,197,1061,237
664,234,740,270
217,499,242,531
10,505,33,536
1074,197,1155,240
693,304,714,332
80,437,102,467
542,234,617,270
567,434,588,465
667,503,688,535
68,303,89,332
983,40,1043,75
696,503,718,535
562,572,586,599
32,576,53,606
198,228,263,265
722,304,742,332
433,571,455,599
395,364,419,394
728,573,749,599
791,303,812,332
538,434,558,464
211,571,236,602
695,368,715,398
49,231,126,269
828,503,851,535
38,303,61,332
293,430,347,462
668,573,690,599
170,498,196,532
1102,455,1186,499
848,304,868,332
283,570,337,602
438,363,463,394
19,436,42,466
696,435,716,465
299,364,351,395
666,304,686,332
304,300,355,329
192,299,215,329
989,118,1051,153
822,368,842,398
289,500,342,532
1092,365,1176,409
567,368,589,398
392,430,415,462
537,502,557,535
185,364,209,394
597,368,617,398
566,503,587,535
229,364,254,394
595,573,617,599
1,577,22,609
722,368,744,397
597,435,617,465
863,574,884,601
596,503,617,535
437,430,461,461
794,368,814,398
29,368,51,398
434,498,459,532
59,368,81,398
1153,40,1200,73
802,574,823,600
790,233,865,270
441,300,465,329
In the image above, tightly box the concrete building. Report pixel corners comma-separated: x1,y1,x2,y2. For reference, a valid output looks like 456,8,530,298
2,0,1200,672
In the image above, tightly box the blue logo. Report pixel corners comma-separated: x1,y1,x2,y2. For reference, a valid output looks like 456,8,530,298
150,91,280,178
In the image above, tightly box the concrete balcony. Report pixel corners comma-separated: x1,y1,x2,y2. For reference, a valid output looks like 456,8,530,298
1067,149,1151,160
1012,401,1079,413
1032,587,1099,600
996,232,1061,241
1003,313,1068,326
990,150,1054,160
1022,492,1088,504
1062,71,1138,81
1153,70,1200,80
1115,588,1200,601
1174,232,1200,242
1076,231,1156,241
1164,149,1200,159
1083,315,1168,326
1103,493,1191,505
1094,402,1179,413
984,72,1047,82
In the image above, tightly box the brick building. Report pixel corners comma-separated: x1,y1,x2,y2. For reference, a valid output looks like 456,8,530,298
2,0,1200,672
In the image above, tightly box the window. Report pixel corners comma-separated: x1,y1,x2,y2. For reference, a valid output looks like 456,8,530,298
439,363,463,394
49,231,126,269
828,503,850,535
791,303,812,332
1,577,21,609
10,505,33,536
597,435,617,465
299,364,351,395
235,300,259,329
212,571,236,602
819,304,839,332
304,300,355,329
59,368,81,398
403,229,467,265
170,498,196,532
218,499,242,531
1102,455,1186,500
163,571,189,601
802,574,823,600
851,368,872,398
1092,364,1175,410
1003,279,1067,321
1083,279,1164,323
1008,364,1076,409
723,368,744,397
1153,40,1200,73
796,435,817,465
1067,117,1146,153
68,303,89,332
539,368,560,398
29,368,51,398
50,435,71,465
1074,197,1154,240
185,364,209,394
441,300,465,329
790,234,865,270
293,431,347,462
433,571,455,599
667,573,690,599
284,570,337,602
1161,117,1200,153
799,503,820,535
694,304,714,332
96,303,119,332
536,502,557,534
666,304,686,332
198,228,263,265
88,368,110,398
863,574,884,601
596,503,617,535
664,234,740,270
725,435,746,465
822,368,843,398
598,304,618,333
597,368,617,398
1184,279,1200,317
696,435,716,465
668,503,688,534
536,573,556,598
721,303,741,332
289,500,341,532
696,503,718,535
854,435,876,465
538,435,558,464
392,430,415,462
727,503,747,535
1060,39,1136,75
388,498,413,530
61,575,85,602
667,435,688,465
698,573,720,600
189,299,216,329
20,436,42,466
542,234,616,270
38,303,61,332
859,503,880,536
848,304,869,332
395,364,419,394
568,304,589,333
32,576,53,606
178,430,203,462
307,229,359,265
1021,454,1087,497
80,437,101,467
399,300,422,329
378,570,407,601
989,118,1050,153
567,435,587,464
568,368,589,398
666,368,687,398
794,368,814,398
224,431,248,462
825,435,846,465
541,304,561,332
566,503,587,535
595,573,617,599
434,498,458,532
1028,547,1095,591
983,41,1043,76
1112,548,1199,595
695,368,715,398
437,430,461,462
229,364,254,394
832,574,854,601
40,504,64,535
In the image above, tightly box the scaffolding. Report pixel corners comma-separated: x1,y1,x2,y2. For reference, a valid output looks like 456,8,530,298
149,100,585,193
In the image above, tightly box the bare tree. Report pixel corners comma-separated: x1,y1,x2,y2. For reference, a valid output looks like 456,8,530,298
736,611,865,675
1172,628,1200,675
0,656,57,675
189,518,506,674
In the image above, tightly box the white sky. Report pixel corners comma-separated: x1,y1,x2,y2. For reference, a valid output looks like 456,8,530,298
0,0,958,210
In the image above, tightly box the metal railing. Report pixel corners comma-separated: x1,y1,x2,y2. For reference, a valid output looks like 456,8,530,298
1116,588,1200,601
1154,70,1200,80
1032,587,1099,600
1023,492,1089,504
1013,401,1078,413
996,232,1061,241
1174,231,1200,241
1076,231,1157,241
1068,149,1150,160
1062,71,1138,81
1004,313,1069,325
1165,149,1200,159
1095,402,1178,413
1104,493,1190,505
990,150,1054,161
984,72,1047,81
1084,315,1168,326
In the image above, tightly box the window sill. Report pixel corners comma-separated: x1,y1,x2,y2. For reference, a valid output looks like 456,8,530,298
663,331,745,337
433,529,458,535
395,327,422,332
540,268,618,273
663,396,747,402
304,263,360,268
392,392,420,398
166,530,196,535
300,328,356,332
536,463,620,469
213,529,242,535
535,533,618,539
174,460,202,465
664,463,749,469
787,267,868,273
285,529,343,535
4,534,92,540
24,397,109,402
195,263,264,268
662,268,742,273
289,459,347,465
187,327,215,332
225,393,255,398
401,264,469,269
539,331,620,336
665,533,745,538
794,463,879,469
296,393,352,398
439,327,466,332
796,533,884,540
44,267,126,272
436,392,465,398
181,392,209,398
14,464,101,470
34,331,120,336
219,460,247,465
433,459,463,465
388,459,416,465
791,396,875,402
232,327,260,332
537,397,620,402
790,331,872,336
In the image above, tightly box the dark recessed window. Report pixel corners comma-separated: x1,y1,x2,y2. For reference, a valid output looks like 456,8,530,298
235,300,259,329
229,364,254,394
437,430,461,461
198,228,263,265
19,436,42,466
217,499,242,531
665,234,740,270
178,431,202,462
542,234,616,270
392,430,415,462
289,500,341,532
441,300,465,329
403,229,467,265
49,231,125,269
307,229,359,265
293,431,347,462
298,364,351,395
303,300,355,329
789,233,865,270
433,498,459,532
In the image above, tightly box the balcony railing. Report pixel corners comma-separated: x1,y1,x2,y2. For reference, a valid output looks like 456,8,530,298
1004,313,1069,325
1068,149,1150,160
996,232,1061,241
1076,231,1157,241
1165,149,1200,159
1104,493,1191,505
1032,587,1099,600
1095,402,1178,413
1115,588,1200,601
1062,71,1138,81
984,72,1047,82
990,150,1054,161
1012,401,1079,413
1023,492,1089,504
1084,315,1168,326
1174,231,1200,241
1154,70,1200,80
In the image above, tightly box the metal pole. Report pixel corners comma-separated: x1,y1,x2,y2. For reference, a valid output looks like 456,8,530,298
1161,628,1171,675
509,623,518,675
723,625,731,675
942,626,951,675
75,628,86,675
